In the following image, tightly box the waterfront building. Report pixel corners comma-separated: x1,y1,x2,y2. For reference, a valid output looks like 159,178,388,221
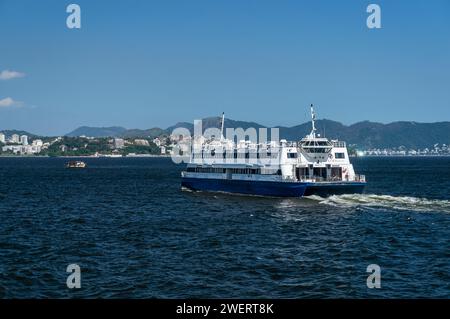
114,138,125,149
134,139,150,146
32,139,43,147
2,144,41,155
20,135,28,145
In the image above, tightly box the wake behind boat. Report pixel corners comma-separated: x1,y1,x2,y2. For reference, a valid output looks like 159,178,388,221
181,105,366,197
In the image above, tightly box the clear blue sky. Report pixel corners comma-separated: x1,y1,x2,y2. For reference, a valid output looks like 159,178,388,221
0,0,449,135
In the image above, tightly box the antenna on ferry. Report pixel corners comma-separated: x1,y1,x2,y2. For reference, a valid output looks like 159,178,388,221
220,112,225,141
309,104,316,138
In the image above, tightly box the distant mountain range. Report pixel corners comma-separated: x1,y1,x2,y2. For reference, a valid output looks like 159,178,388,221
65,126,167,139
63,117,450,149
65,126,128,138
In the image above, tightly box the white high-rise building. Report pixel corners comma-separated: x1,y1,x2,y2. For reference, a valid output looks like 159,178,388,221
11,134,20,143
20,135,28,146
0,133,5,144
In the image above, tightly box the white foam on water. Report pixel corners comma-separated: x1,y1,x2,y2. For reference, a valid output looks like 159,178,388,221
305,194,450,213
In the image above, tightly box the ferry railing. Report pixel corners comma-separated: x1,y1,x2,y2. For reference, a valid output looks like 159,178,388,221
182,171,366,183
297,175,344,182
332,141,346,148
297,174,366,183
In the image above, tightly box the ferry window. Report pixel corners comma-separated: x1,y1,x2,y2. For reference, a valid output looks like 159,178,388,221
287,153,297,158
335,152,345,159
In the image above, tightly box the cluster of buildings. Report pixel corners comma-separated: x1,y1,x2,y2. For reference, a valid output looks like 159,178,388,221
361,144,450,156
152,137,167,154
0,131,176,156
0,133,47,155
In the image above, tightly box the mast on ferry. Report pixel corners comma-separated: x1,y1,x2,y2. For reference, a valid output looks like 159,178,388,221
220,112,225,141
309,104,316,139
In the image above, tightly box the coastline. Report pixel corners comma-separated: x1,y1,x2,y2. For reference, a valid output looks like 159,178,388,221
1,154,450,159
0,154,173,158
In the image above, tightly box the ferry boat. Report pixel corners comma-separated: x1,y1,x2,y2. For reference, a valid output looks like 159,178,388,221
181,105,366,197
66,161,87,168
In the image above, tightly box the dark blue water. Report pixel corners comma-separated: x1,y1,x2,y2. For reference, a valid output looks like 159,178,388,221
0,157,449,298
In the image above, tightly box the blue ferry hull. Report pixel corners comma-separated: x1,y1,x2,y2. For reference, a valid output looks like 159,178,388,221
181,177,366,197
181,177,307,197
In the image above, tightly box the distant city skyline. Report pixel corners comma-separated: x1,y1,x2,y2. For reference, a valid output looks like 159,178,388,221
1,0,449,136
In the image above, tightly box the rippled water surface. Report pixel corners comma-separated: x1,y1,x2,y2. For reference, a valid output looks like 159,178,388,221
0,157,449,298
